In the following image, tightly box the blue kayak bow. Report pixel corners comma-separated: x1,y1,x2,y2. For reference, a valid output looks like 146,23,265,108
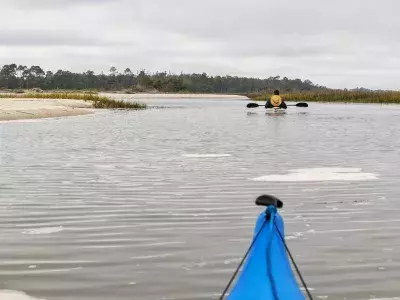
220,195,312,300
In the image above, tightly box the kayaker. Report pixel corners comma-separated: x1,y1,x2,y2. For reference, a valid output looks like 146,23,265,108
265,90,287,109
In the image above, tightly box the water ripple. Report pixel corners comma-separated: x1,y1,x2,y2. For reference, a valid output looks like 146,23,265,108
1,100,400,299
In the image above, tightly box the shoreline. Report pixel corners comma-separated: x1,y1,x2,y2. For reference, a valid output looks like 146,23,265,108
0,93,247,122
100,92,249,100
0,93,246,122
0,98,94,121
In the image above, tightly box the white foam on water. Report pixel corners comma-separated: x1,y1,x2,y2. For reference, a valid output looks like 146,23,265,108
22,226,63,235
300,287,315,291
252,167,378,182
370,298,400,300
0,290,46,300
223,258,242,265
286,232,305,240
130,253,174,260
182,154,231,158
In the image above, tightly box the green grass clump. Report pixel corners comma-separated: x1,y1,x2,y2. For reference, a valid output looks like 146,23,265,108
91,97,147,109
0,92,146,109
247,90,400,104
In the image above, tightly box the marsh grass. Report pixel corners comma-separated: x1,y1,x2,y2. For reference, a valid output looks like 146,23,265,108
247,90,400,104
0,93,146,109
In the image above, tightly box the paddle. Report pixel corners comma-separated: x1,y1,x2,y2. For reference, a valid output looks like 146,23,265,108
246,102,308,108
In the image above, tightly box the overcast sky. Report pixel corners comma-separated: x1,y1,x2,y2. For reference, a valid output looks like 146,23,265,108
0,0,399,90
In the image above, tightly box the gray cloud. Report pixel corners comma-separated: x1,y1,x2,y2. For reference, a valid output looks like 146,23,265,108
0,0,399,89
0,29,134,46
3,0,117,9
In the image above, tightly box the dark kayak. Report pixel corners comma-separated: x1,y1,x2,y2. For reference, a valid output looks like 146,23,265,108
225,195,306,300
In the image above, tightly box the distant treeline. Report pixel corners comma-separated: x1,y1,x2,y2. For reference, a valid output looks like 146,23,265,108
0,63,328,93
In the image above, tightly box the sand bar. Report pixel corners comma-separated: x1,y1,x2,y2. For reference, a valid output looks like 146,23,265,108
0,98,94,121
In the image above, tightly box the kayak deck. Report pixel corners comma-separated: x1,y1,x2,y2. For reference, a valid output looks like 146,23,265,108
265,108,287,114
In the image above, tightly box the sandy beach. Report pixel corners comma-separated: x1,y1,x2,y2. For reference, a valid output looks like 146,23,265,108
0,98,94,121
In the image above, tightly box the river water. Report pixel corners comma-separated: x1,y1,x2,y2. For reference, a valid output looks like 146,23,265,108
1,95,400,300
